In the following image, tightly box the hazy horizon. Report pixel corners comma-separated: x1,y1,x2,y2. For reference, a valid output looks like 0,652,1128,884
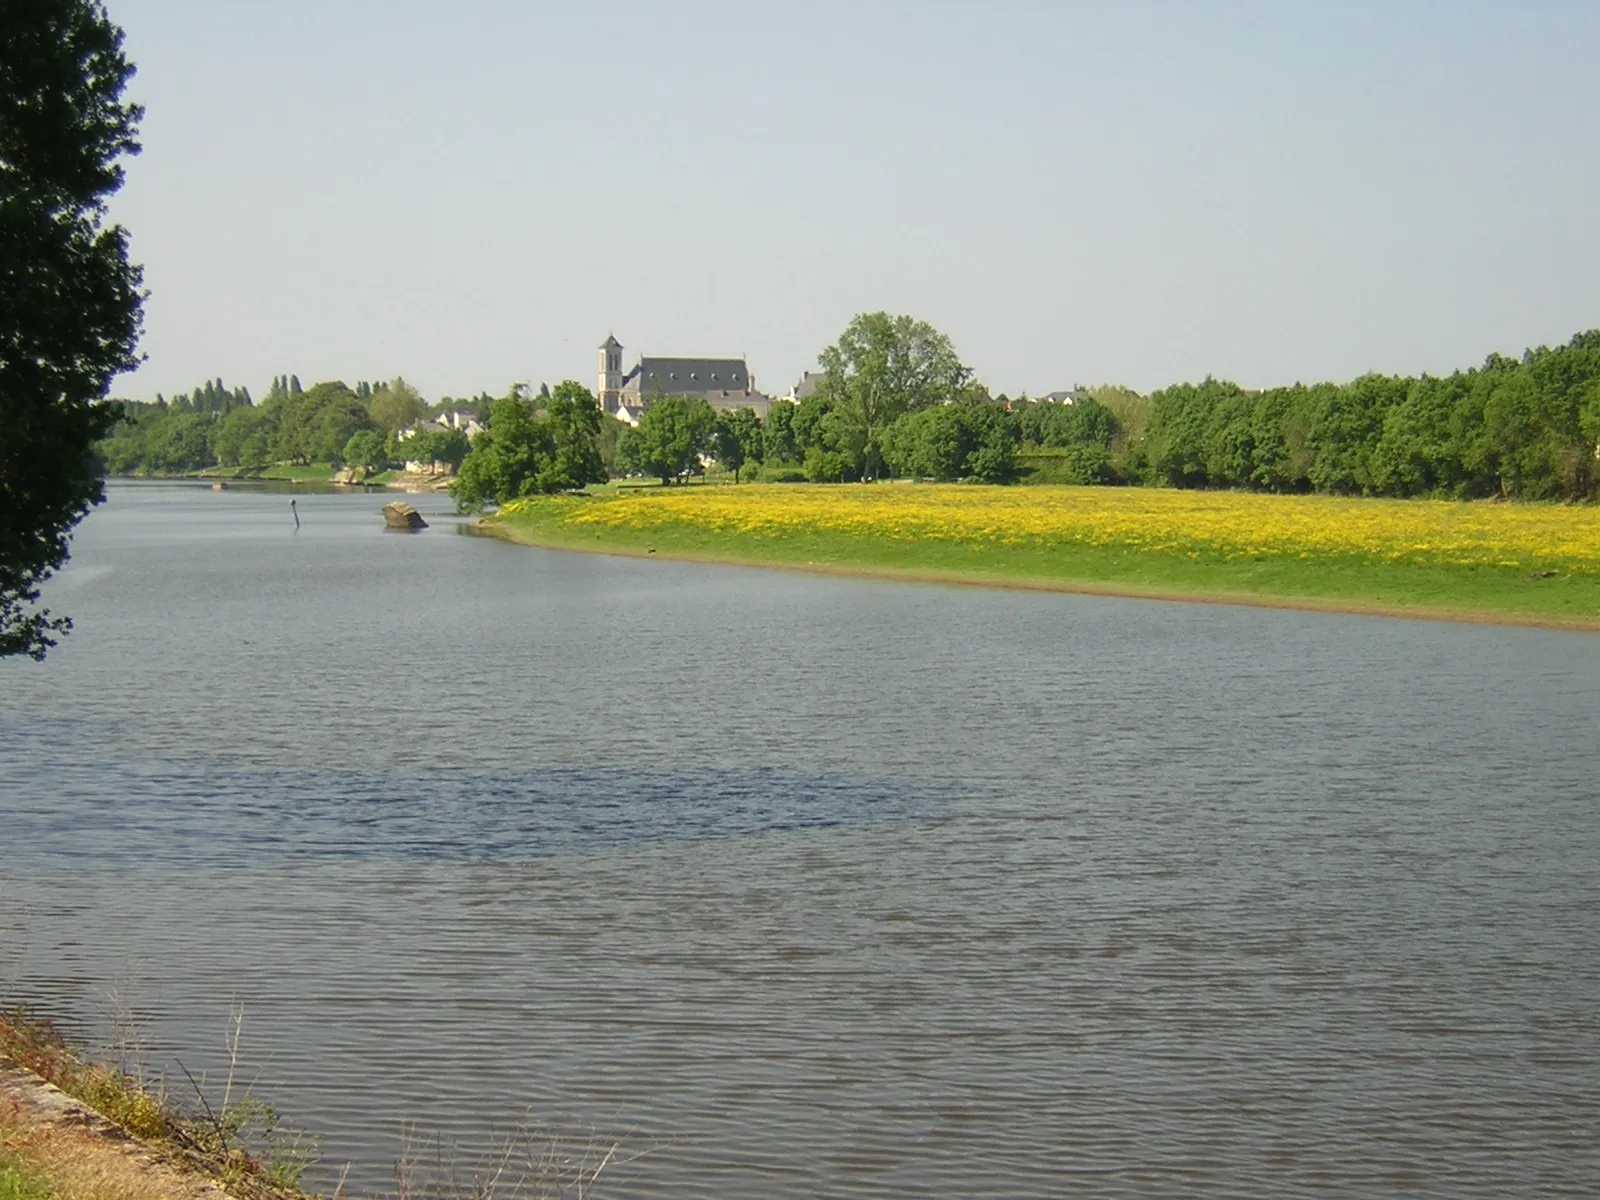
107,0,1599,404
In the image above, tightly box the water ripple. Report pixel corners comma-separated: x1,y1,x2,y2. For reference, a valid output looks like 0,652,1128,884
0,722,953,867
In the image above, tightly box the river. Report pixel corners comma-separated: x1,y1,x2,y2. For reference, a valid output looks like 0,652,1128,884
2,481,1598,1197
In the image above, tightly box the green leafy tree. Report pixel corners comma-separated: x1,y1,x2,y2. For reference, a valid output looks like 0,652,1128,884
1,0,144,657
536,380,608,492
95,405,149,474
1083,386,1151,481
451,381,607,508
210,403,277,468
1452,353,1519,494
142,410,214,473
1146,379,1242,487
453,395,547,507
617,394,715,485
309,393,375,465
367,376,426,434
1483,332,1600,499
790,394,835,458
763,400,800,463
1199,389,1257,488
965,420,1020,486
1013,397,1118,451
401,426,470,474
594,411,629,475
261,376,291,408
342,429,391,473
1247,386,1317,493
1049,442,1114,485
880,396,1018,482
1305,373,1407,495
712,407,763,482
271,381,372,464
813,312,971,480
802,446,853,483
1581,376,1600,471
1369,374,1479,497
436,427,473,473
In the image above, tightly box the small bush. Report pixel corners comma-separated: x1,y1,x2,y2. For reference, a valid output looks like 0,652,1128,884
755,461,807,483
803,448,853,483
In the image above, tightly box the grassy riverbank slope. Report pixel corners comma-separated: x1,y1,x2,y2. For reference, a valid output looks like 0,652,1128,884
0,1012,310,1200
482,484,1600,628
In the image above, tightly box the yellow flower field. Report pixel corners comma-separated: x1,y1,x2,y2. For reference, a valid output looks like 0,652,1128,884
499,485,1600,573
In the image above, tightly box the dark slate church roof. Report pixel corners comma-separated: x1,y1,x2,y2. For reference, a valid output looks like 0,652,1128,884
622,356,749,394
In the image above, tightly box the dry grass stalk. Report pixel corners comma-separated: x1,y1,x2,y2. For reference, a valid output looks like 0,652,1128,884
393,1118,650,1200
1,1112,218,1200
0,1008,310,1200
3,1008,648,1199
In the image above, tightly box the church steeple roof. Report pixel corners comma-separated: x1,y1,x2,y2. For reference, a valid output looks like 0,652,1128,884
600,334,622,350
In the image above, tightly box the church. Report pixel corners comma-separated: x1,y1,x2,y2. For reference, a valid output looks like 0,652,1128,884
597,335,774,425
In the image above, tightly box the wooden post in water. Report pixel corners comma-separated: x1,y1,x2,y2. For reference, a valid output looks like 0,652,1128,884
290,498,300,531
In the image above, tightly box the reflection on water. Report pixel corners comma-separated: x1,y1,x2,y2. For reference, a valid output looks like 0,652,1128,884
3,481,1599,1197
0,741,953,865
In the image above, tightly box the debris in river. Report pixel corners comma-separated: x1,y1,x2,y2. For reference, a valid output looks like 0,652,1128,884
383,501,428,531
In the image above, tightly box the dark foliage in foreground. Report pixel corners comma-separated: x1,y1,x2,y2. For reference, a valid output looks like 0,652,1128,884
1,0,143,658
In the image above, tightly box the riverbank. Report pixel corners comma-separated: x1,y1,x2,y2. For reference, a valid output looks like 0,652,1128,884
1,1007,640,1200
480,484,1600,630
0,1012,310,1200
107,465,455,491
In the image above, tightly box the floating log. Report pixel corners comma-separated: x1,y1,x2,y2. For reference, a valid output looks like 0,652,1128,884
383,501,428,531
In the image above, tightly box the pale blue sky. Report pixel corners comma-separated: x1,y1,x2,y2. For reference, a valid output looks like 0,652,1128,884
108,0,1599,402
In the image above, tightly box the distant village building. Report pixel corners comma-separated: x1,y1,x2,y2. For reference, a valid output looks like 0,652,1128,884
397,413,483,474
597,335,773,426
787,371,826,403
435,410,483,435
1036,389,1086,405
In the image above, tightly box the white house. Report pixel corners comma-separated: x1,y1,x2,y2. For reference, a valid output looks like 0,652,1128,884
397,416,483,475
435,410,484,436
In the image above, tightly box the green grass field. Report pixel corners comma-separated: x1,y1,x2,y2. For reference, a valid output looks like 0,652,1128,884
179,463,340,482
482,485,1600,629
254,463,340,482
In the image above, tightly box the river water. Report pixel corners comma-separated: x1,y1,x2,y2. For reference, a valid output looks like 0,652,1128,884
2,481,1598,1197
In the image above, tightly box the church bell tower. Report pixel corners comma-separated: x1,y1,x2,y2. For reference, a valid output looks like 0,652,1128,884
598,334,623,406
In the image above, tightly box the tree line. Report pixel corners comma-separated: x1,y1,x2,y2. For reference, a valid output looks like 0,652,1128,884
619,316,1600,502
573,317,1600,502
1139,332,1600,500
95,317,1600,504
97,375,487,475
